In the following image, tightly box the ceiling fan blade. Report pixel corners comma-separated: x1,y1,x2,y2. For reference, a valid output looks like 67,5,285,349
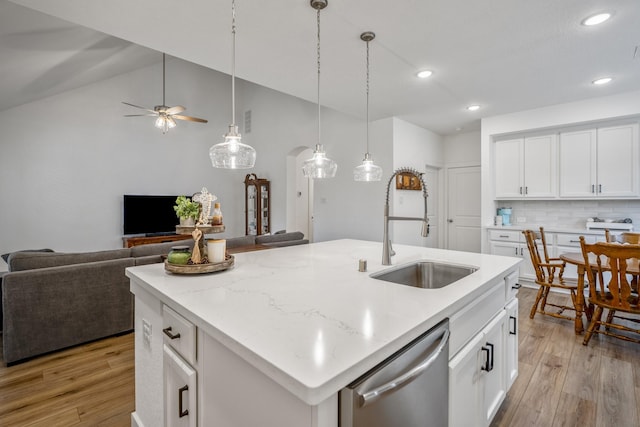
124,114,158,117
166,105,186,115
122,101,157,114
173,115,208,123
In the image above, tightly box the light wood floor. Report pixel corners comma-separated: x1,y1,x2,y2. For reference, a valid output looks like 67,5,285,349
491,287,640,427
0,288,637,426
0,332,134,426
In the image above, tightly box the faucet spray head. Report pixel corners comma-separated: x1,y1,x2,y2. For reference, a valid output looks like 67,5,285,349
421,220,429,237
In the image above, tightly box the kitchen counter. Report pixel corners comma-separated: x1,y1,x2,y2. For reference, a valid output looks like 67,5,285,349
127,239,520,408
485,224,610,235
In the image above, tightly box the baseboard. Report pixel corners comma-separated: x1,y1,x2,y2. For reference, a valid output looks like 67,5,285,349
131,412,144,427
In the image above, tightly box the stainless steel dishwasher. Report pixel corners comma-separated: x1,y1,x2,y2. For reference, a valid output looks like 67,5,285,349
339,319,449,427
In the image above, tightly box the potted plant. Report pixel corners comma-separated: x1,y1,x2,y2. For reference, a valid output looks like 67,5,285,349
174,196,200,226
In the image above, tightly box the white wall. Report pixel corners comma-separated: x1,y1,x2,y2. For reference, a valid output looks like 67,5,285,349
390,117,444,247
480,90,640,251
444,130,480,167
0,57,388,255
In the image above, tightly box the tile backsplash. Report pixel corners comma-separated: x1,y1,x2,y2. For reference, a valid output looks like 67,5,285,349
495,200,640,229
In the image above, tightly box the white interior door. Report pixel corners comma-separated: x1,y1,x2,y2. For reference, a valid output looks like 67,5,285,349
286,148,313,241
447,166,481,252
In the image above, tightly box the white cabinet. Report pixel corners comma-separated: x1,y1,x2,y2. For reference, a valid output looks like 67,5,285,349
449,310,507,427
559,124,639,198
164,345,197,427
163,305,198,427
495,135,557,199
505,298,518,388
488,230,535,281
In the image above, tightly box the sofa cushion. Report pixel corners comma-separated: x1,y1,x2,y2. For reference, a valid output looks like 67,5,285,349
131,240,194,258
7,249,132,272
255,231,305,245
226,235,256,249
2,248,54,263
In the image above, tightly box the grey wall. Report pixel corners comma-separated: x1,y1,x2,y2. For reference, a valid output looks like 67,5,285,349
0,57,390,255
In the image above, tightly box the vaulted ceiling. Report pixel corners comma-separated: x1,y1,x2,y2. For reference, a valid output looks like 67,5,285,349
4,0,640,135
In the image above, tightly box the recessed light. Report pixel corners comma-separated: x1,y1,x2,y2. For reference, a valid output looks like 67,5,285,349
466,105,480,111
592,77,612,85
416,70,433,79
582,13,611,26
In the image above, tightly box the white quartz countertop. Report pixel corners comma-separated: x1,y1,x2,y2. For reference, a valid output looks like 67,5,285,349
485,225,611,235
126,239,520,406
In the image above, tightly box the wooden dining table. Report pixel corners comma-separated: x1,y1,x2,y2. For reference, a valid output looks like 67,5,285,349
559,251,640,334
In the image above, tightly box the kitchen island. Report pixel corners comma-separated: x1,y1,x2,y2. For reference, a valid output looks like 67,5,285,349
127,239,521,427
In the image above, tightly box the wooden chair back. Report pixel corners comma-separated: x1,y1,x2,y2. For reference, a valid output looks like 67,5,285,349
603,229,640,244
523,229,561,284
579,237,640,311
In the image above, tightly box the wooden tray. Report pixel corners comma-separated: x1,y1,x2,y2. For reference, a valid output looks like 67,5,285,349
164,255,234,274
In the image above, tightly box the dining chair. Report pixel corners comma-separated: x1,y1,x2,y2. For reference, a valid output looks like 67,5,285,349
523,228,578,322
604,229,640,244
579,237,640,345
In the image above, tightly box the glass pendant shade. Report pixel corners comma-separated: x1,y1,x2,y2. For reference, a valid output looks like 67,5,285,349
302,144,337,179
210,125,256,169
354,153,383,181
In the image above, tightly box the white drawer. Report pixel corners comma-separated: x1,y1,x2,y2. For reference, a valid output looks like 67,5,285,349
488,230,521,242
162,305,197,364
556,234,598,247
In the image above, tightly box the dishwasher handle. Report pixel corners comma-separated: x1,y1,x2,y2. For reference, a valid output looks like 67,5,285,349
358,329,450,408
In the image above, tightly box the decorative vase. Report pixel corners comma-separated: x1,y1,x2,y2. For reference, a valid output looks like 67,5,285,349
180,217,195,227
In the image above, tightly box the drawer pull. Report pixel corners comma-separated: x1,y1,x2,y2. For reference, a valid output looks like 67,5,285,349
163,326,181,340
481,342,494,372
178,385,189,418
509,316,517,335
512,283,522,290
569,240,580,243
499,235,509,238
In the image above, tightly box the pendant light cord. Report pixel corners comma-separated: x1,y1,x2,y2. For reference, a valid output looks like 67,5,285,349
231,0,237,127
316,8,321,148
366,39,370,154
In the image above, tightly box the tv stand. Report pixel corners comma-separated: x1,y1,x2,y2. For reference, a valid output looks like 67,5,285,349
123,234,191,248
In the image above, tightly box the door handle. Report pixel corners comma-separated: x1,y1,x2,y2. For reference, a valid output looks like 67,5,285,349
357,329,450,407
481,342,494,372
178,385,189,418
510,316,517,335
162,327,181,340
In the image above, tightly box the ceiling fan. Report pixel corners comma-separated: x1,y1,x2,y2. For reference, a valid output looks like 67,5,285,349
122,53,208,133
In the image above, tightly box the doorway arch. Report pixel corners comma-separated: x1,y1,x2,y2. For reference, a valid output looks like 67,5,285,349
286,147,314,241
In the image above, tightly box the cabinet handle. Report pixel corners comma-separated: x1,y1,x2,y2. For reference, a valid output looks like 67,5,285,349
519,186,523,195
499,234,509,238
569,240,580,243
525,186,528,195
509,316,517,335
520,248,524,256
481,342,494,372
178,385,189,418
512,283,522,290
591,184,595,193
162,326,181,340
514,248,518,256
599,184,602,193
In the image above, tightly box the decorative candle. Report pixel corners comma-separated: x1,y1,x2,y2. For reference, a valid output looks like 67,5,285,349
207,239,226,263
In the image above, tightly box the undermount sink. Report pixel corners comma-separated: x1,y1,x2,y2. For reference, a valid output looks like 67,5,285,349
371,260,477,289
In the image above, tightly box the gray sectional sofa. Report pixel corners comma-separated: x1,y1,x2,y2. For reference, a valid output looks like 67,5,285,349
1,232,307,364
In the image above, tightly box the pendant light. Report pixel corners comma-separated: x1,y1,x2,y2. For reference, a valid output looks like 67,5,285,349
302,0,337,179
210,0,256,169
353,31,383,182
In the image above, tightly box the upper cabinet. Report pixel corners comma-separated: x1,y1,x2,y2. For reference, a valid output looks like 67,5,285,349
559,123,639,198
494,134,557,199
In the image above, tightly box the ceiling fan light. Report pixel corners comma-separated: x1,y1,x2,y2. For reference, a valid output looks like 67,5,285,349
167,116,177,128
302,144,337,179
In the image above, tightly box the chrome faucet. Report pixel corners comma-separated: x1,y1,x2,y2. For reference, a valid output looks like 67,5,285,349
382,168,429,265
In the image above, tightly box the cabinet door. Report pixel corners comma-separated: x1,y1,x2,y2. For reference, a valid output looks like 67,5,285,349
523,135,557,197
480,311,507,426
505,298,519,388
490,241,533,280
164,345,197,427
449,331,484,427
596,124,639,197
494,138,524,198
559,129,597,197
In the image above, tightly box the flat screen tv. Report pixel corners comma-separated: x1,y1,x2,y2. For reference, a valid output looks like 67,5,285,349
123,195,181,235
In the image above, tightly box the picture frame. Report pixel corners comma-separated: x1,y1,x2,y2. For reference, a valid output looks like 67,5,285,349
395,172,422,190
